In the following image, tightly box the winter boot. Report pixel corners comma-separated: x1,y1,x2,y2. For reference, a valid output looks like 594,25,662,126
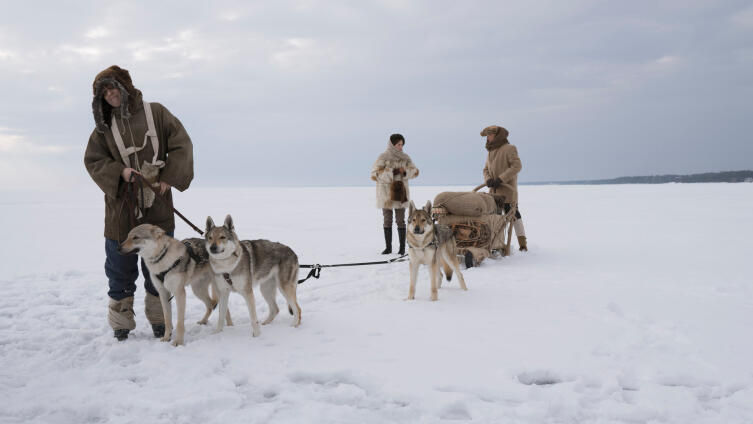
464,251,474,269
108,297,136,338
397,227,406,255
151,324,165,338
113,329,130,341
517,236,528,252
381,227,392,254
144,293,165,338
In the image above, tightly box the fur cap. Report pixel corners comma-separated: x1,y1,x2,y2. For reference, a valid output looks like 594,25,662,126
480,125,509,138
92,65,142,133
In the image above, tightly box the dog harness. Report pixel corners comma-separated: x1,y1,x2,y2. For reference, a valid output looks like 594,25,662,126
155,257,183,283
110,100,164,170
149,244,169,264
220,244,250,287
411,234,438,250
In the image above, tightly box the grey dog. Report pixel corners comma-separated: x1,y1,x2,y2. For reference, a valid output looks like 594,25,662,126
119,224,232,346
205,215,302,338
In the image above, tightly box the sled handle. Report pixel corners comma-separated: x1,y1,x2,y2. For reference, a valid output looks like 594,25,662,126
473,182,515,192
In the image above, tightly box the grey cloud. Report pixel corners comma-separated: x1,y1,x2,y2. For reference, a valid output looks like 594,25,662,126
0,0,751,189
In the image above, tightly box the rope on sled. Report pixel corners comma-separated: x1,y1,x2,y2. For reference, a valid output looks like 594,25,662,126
448,221,492,248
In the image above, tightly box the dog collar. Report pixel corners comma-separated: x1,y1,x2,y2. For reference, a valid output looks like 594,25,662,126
155,257,182,282
150,245,169,264
221,243,249,287
415,240,437,249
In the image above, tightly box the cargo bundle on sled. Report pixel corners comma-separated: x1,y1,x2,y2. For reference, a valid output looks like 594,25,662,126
431,183,518,268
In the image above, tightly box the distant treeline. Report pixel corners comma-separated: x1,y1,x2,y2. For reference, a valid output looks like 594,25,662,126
523,170,753,185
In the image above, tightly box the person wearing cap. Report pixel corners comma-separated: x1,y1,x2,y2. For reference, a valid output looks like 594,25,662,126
480,125,528,251
84,65,194,341
370,133,419,255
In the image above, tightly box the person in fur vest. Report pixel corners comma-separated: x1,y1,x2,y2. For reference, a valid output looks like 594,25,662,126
84,65,194,341
481,125,528,251
370,134,419,255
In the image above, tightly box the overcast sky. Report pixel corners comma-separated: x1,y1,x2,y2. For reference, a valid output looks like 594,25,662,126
1,0,752,189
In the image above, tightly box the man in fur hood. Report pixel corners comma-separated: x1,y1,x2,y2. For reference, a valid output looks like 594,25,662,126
84,65,194,341
481,125,528,251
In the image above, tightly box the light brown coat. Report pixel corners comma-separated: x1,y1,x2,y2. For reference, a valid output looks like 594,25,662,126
483,143,522,203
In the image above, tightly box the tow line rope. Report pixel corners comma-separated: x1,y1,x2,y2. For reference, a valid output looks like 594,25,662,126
297,254,409,284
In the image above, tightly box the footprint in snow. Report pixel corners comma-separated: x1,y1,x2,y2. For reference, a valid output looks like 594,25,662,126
517,370,562,386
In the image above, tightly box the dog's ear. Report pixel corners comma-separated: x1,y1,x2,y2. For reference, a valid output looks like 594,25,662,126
424,200,432,213
206,216,215,233
150,226,165,239
224,214,234,231
409,200,416,216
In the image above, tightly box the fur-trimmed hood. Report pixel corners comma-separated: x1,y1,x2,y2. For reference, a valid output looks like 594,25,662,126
92,65,143,133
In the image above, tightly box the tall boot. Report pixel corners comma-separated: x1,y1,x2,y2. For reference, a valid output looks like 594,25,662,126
513,219,527,251
108,297,135,341
381,227,392,254
397,227,406,255
517,236,528,252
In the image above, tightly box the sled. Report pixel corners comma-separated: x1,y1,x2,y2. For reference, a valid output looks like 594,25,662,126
431,183,518,268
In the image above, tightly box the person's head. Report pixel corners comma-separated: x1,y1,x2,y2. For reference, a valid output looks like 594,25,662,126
91,65,142,133
480,125,509,144
390,133,405,151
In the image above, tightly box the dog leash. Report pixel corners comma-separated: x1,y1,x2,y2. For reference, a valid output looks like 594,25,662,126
297,254,409,284
130,173,205,236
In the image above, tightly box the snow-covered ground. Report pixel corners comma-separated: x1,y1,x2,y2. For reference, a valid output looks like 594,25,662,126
1,183,752,423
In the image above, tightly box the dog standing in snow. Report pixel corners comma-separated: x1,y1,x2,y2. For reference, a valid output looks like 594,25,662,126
406,200,468,301
118,224,232,346
204,215,302,337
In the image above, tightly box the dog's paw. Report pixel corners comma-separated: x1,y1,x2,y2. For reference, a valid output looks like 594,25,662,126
211,328,223,335
251,325,261,337
404,296,415,301
171,339,184,347
196,319,208,325
430,294,438,301
160,335,171,342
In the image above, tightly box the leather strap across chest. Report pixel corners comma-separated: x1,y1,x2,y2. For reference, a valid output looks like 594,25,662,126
110,100,164,169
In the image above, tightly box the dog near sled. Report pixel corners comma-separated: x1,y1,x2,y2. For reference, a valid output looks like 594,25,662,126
118,224,233,346
406,200,468,301
205,215,302,338
430,182,519,268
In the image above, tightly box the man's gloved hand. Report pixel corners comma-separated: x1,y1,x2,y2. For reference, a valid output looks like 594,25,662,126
486,178,495,188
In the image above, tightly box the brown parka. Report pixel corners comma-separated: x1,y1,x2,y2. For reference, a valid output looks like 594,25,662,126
84,66,194,242
482,126,522,203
